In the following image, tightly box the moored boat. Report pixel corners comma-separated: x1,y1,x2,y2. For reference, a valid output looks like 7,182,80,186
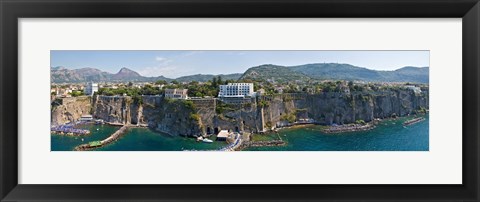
202,138,213,143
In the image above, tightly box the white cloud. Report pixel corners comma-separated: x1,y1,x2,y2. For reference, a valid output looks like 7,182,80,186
155,56,166,62
180,51,204,57
155,56,174,66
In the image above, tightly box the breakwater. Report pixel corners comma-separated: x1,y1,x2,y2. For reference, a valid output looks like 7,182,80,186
403,117,426,126
74,125,129,151
322,123,375,134
244,140,286,147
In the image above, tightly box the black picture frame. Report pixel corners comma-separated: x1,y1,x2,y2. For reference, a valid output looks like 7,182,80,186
1,0,479,201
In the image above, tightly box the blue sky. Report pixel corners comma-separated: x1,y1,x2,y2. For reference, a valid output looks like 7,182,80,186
51,50,429,78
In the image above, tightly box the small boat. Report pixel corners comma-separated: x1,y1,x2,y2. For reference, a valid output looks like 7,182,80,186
196,136,204,142
202,138,213,143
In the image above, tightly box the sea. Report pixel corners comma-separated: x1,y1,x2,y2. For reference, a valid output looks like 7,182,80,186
51,114,429,151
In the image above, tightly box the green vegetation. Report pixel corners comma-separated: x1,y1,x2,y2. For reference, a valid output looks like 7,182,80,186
240,64,311,83
417,106,428,114
265,121,272,129
89,141,102,147
190,113,200,121
355,119,366,125
258,100,270,108
183,100,195,110
155,80,168,85
132,94,143,105
216,102,235,114
281,113,296,123
96,84,160,96
70,90,84,97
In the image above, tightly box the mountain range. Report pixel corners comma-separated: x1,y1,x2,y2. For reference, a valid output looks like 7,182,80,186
51,63,429,84
240,63,429,83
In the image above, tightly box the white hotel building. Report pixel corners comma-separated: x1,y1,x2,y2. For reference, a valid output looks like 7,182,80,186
218,83,255,98
84,82,98,96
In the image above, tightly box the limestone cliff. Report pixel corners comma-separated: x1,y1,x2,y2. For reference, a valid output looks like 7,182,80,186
141,96,202,136
93,96,132,125
51,96,92,126
262,89,428,127
51,88,429,136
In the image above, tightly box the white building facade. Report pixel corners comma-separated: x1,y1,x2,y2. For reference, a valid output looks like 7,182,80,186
165,89,188,99
218,83,255,98
84,82,98,96
405,85,422,94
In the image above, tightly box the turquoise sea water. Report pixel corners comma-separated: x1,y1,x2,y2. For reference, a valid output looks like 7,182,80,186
96,128,228,151
51,115,428,151
51,124,120,151
246,115,429,151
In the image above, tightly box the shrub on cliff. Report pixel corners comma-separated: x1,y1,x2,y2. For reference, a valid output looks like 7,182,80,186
183,100,195,110
281,113,296,123
355,119,366,125
132,95,143,105
258,100,270,108
190,113,200,122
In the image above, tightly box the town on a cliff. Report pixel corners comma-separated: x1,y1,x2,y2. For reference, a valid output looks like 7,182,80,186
51,63,429,151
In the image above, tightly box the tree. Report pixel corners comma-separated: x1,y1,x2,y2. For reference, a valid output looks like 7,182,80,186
212,77,218,88
155,80,168,85
70,90,83,97
348,81,354,88
355,119,366,125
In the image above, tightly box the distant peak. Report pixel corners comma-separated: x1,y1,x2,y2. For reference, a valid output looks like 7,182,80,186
119,67,134,72
51,66,66,70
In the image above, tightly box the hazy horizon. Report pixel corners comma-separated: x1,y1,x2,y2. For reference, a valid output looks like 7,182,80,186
51,50,429,78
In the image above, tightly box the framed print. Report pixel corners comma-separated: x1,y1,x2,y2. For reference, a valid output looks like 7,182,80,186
1,0,479,201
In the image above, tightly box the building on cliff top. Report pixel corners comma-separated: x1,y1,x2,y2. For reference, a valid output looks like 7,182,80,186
218,83,255,104
405,85,422,94
84,82,98,96
219,83,254,98
165,89,188,99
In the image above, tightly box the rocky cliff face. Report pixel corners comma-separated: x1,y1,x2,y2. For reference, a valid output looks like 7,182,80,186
93,96,132,125
51,88,428,136
142,96,202,136
51,96,92,126
262,89,428,127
